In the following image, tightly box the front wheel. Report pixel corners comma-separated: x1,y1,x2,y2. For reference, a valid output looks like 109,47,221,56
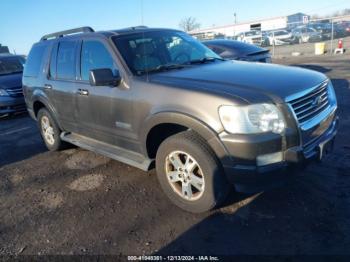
156,131,231,213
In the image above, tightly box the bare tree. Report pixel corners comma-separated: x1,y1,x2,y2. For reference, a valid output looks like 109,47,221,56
179,17,201,32
312,8,350,19
340,8,350,16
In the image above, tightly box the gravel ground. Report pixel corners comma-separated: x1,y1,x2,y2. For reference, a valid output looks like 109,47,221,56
0,54,350,256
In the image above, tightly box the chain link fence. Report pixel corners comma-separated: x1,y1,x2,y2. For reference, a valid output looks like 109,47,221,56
191,14,350,58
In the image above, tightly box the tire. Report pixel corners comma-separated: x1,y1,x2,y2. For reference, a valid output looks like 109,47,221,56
37,108,67,151
156,131,231,213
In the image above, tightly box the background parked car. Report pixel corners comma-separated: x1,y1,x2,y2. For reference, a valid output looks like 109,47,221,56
291,26,323,44
0,54,26,117
267,30,293,45
203,39,272,63
310,22,345,40
335,21,350,36
237,30,263,45
309,23,333,40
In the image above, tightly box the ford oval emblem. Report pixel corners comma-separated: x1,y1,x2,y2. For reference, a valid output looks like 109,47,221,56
312,96,323,107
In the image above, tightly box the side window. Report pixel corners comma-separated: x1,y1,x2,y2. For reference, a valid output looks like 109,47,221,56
23,44,47,77
56,41,76,80
80,40,118,81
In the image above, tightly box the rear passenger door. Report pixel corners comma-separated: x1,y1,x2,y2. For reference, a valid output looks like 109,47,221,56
75,38,133,148
47,40,79,132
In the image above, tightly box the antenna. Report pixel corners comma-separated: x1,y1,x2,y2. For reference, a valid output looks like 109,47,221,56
139,0,148,81
140,0,144,26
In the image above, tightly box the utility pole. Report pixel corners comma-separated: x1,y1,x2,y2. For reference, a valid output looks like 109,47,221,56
234,12,237,39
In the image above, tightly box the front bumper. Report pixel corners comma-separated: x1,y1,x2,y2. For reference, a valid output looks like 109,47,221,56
0,96,26,115
221,115,339,185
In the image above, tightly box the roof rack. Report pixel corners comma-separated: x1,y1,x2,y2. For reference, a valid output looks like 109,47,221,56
130,26,148,29
40,26,94,41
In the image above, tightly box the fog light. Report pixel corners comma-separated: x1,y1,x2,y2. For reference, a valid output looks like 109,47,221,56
257,152,283,166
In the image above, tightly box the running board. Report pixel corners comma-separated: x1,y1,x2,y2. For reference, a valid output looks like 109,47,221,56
60,132,152,171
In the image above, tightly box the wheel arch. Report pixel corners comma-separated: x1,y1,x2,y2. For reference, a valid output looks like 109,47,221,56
31,91,63,130
142,112,229,164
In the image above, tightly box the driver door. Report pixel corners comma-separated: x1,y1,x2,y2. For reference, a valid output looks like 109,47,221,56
75,39,134,148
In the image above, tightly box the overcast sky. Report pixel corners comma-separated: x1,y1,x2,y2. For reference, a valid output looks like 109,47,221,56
1,0,349,54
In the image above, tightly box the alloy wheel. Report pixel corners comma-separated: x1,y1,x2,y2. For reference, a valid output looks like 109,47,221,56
165,151,205,201
41,116,55,145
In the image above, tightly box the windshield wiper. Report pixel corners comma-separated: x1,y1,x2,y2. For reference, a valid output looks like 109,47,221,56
137,64,186,75
154,64,186,71
188,57,226,65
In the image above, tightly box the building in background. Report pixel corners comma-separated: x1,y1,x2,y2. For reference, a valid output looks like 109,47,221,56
190,13,310,40
0,44,10,54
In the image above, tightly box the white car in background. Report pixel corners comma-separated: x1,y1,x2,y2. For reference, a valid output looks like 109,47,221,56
237,30,263,46
267,30,293,45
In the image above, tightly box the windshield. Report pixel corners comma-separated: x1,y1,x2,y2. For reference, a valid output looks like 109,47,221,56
112,30,222,75
0,56,25,75
273,31,288,36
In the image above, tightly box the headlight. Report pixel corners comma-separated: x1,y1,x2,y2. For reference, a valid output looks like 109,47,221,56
327,81,337,105
0,89,9,96
219,104,286,134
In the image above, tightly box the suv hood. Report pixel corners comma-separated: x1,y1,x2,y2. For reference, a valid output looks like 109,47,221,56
148,61,327,103
0,72,23,89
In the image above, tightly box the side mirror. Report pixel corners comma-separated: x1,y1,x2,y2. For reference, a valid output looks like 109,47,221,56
89,68,121,87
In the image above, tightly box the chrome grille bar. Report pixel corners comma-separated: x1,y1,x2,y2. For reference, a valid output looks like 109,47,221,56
288,81,330,124
5,87,23,97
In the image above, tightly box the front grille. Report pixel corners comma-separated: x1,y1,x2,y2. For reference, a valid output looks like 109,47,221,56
6,87,23,97
289,81,330,124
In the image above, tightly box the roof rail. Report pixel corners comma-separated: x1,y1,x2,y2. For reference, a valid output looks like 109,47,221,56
130,26,148,29
40,26,94,41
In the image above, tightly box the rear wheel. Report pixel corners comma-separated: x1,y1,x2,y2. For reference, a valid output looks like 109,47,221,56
37,108,67,151
156,131,231,213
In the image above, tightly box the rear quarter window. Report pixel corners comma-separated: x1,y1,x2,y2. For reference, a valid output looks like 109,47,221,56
23,44,48,77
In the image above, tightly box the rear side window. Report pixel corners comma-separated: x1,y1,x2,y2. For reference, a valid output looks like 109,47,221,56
80,41,118,81
23,44,47,77
56,41,76,80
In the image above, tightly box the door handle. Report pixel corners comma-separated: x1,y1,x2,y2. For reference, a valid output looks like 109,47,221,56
44,84,53,90
77,89,89,96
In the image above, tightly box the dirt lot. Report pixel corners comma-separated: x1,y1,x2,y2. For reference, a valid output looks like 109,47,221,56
1,54,350,256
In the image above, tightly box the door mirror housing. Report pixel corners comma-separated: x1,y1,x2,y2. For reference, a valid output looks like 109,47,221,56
89,68,121,87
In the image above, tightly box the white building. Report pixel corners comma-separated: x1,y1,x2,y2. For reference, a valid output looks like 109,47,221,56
190,13,309,39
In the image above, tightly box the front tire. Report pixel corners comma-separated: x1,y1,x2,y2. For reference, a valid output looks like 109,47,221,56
37,108,66,151
156,131,230,213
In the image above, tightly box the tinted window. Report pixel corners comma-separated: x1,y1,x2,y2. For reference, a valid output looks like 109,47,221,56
0,57,24,75
57,41,76,80
81,41,118,81
23,44,47,77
